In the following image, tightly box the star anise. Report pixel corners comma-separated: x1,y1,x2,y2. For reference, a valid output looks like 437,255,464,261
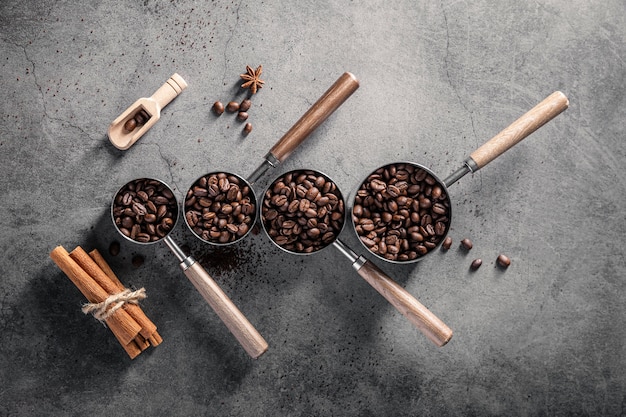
240,65,264,94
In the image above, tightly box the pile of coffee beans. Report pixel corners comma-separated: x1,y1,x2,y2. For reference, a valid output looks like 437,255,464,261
262,170,345,254
184,172,256,244
352,162,452,262
112,178,178,243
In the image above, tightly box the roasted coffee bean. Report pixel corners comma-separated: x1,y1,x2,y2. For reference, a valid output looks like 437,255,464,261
123,118,137,132
352,162,451,262
109,241,120,256
212,101,225,115
461,238,473,250
470,259,482,270
240,99,252,112
497,254,511,268
442,236,453,250
262,170,345,254
237,111,249,121
112,178,178,244
243,122,253,134
226,101,239,112
184,172,256,244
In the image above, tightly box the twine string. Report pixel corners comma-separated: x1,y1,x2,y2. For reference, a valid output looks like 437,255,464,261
82,288,146,322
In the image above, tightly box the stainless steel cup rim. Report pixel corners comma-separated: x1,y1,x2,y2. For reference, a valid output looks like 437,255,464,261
111,177,180,245
260,168,347,256
349,160,453,265
183,170,258,247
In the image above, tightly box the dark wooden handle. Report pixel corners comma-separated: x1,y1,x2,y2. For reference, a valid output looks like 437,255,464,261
269,72,359,162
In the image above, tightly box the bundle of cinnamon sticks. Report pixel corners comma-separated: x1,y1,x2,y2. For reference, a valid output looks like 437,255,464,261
50,245,162,359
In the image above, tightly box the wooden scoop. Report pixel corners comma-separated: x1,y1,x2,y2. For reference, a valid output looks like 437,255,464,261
107,73,187,150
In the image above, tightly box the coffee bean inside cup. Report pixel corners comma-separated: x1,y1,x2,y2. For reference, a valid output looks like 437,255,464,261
184,172,256,245
112,178,178,243
352,162,452,262
262,170,345,254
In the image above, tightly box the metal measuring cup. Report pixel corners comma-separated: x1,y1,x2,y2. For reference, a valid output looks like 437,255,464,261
351,91,569,265
182,72,360,247
111,177,268,358
261,169,453,347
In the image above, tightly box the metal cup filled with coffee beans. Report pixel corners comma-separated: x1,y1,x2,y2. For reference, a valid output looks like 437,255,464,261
183,171,257,246
352,91,569,265
111,178,268,359
261,169,453,347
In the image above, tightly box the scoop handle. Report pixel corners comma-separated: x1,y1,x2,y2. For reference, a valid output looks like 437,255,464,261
184,262,268,359
355,259,453,347
469,91,569,170
269,72,359,163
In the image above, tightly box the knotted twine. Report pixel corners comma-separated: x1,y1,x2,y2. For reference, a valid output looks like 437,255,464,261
82,288,147,323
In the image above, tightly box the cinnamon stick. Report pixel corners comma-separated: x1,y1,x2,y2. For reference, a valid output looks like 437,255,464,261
87,249,162,347
50,246,142,346
70,247,157,339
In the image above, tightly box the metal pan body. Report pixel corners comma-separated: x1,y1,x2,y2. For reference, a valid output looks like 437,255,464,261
260,169,347,256
183,171,258,247
350,161,453,264
111,177,180,245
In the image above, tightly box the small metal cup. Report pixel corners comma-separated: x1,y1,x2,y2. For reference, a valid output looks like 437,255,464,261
111,177,180,245
183,171,258,247
260,168,347,256
350,161,453,265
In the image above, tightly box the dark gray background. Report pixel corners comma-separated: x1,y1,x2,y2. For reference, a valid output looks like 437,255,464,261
1,1,624,415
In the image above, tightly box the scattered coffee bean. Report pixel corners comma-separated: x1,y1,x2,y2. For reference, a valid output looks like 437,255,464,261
237,111,249,121
461,238,473,250
226,101,239,112
497,254,511,268
112,178,178,243
352,162,451,262
109,241,120,256
262,170,345,254
184,172,256,244
212,101,225,115
442,236,453,250
470,258,482,270
243,122,253,134
239,99,252,112
132,254,145,268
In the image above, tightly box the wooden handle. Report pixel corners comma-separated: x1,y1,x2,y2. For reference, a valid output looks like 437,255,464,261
356,259,452,347
469,91,569,170
184,262,268,359
269,72,359,162
150,73,187,110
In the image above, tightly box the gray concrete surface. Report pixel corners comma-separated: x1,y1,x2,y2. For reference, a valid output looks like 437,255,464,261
1,1,625,415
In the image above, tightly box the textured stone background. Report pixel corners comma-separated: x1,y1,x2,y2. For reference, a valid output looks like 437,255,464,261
1,1,624,415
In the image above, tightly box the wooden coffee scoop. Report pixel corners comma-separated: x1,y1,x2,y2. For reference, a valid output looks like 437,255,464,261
108,73,187,150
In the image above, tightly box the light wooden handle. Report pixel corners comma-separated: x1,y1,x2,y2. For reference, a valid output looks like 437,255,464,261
184,262,268,359
356,260,452,347
269,72,359,162
469,91,569,170
150,73,188,110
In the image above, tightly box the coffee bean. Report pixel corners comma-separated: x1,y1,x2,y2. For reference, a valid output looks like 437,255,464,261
262,170,344,254
497,254,511,268
470,259,482,270
112,178,178,244
441,236,452,250
109,241,120,256
123,118,137,132
237,111,249,121
461,238,473,250
184,172,255,244
352,162,451,261
226,101,239,112
239,99,252,112
243,123,252,134
212,101,225,115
